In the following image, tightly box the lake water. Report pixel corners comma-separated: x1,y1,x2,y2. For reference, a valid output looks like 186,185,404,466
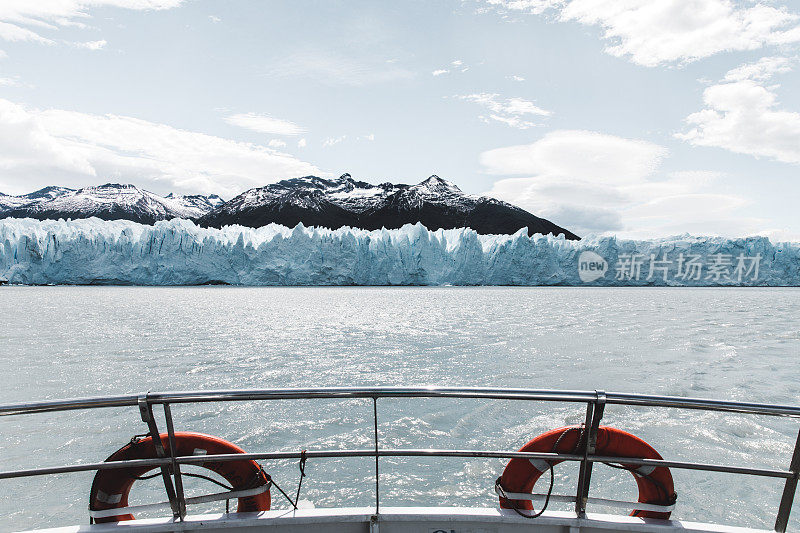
1,286,799,531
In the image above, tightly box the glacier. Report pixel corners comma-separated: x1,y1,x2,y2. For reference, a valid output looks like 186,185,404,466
1,217,798,286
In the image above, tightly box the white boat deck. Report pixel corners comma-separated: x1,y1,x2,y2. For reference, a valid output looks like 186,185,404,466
22,507,770,533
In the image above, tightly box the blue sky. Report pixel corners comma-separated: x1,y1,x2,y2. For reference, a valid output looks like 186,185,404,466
0,0,798,239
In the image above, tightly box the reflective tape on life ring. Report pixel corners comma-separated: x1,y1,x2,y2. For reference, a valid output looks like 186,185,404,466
636,465,656,476
95,490,122,505
528,459,551,472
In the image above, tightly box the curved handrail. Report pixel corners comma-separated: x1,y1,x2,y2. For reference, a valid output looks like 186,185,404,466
0,448,792,481
1,386,799,531
1,386,799,417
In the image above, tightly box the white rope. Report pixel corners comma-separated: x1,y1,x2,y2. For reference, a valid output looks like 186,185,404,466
493,486,675,513
89,485,268,519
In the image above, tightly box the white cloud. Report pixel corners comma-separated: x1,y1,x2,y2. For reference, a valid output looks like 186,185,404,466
321,133,374,146
297,138,307,148
0,21,55,44
208,15,221,23
433,60,470,76
224,113,306,136
483,114,535,129
323,135,347,147
267,139,287,148
0,1,184,45
266,50,414,86
482,0,800,67
677,58,800,164
723,56,792,82
508,75,525,81
455,93,551,129
481,130,760,238
0,76,22,87
482,0,560,16
74,39,107,50
625,192,746,219
481,129,665,179
0,98,319,197
758,227,800,243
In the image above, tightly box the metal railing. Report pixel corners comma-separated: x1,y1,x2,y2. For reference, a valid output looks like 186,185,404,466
1,387,799,531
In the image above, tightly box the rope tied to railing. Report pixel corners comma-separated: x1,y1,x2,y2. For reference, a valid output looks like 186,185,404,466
294,450,307,508
264,451,309,511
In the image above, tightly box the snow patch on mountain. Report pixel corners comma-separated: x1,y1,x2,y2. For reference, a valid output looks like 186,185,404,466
1,218,795,286
165,193,225,214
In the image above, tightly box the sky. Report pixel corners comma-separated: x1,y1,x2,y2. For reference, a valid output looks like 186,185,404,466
0,0,798,240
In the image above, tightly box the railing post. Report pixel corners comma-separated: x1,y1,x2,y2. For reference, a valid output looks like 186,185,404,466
774,426,800,532
163,403,186,520
574,401,593,517
138,394,180,519
372,397,380,516
574,390,606,517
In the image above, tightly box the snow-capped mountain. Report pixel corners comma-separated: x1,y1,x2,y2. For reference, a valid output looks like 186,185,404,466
0,184,224,224
0,186,75,211
198,174,579,239
1,175,578,238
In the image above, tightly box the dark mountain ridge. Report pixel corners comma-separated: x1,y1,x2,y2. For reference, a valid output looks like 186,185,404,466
198,174,579,239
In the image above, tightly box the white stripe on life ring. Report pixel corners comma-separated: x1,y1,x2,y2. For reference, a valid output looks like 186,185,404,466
528,459,550,472
89,484,268,519
493,486,675,513
636,465,656,476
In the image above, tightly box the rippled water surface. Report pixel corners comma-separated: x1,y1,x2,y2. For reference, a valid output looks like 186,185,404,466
1,286,799,531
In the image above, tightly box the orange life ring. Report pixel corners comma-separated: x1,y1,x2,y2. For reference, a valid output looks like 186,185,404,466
89,431,271,522
498,426,675,519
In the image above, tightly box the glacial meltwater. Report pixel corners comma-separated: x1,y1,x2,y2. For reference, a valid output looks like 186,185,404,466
1,286,799,531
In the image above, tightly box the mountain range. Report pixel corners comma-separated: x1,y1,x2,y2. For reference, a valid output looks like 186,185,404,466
0,175,579,239
0,184,224,225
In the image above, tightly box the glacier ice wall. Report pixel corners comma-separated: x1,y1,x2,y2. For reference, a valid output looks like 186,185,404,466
0,218,798,286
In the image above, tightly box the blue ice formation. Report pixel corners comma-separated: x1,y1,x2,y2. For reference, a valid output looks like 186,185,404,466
0,218,797,286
